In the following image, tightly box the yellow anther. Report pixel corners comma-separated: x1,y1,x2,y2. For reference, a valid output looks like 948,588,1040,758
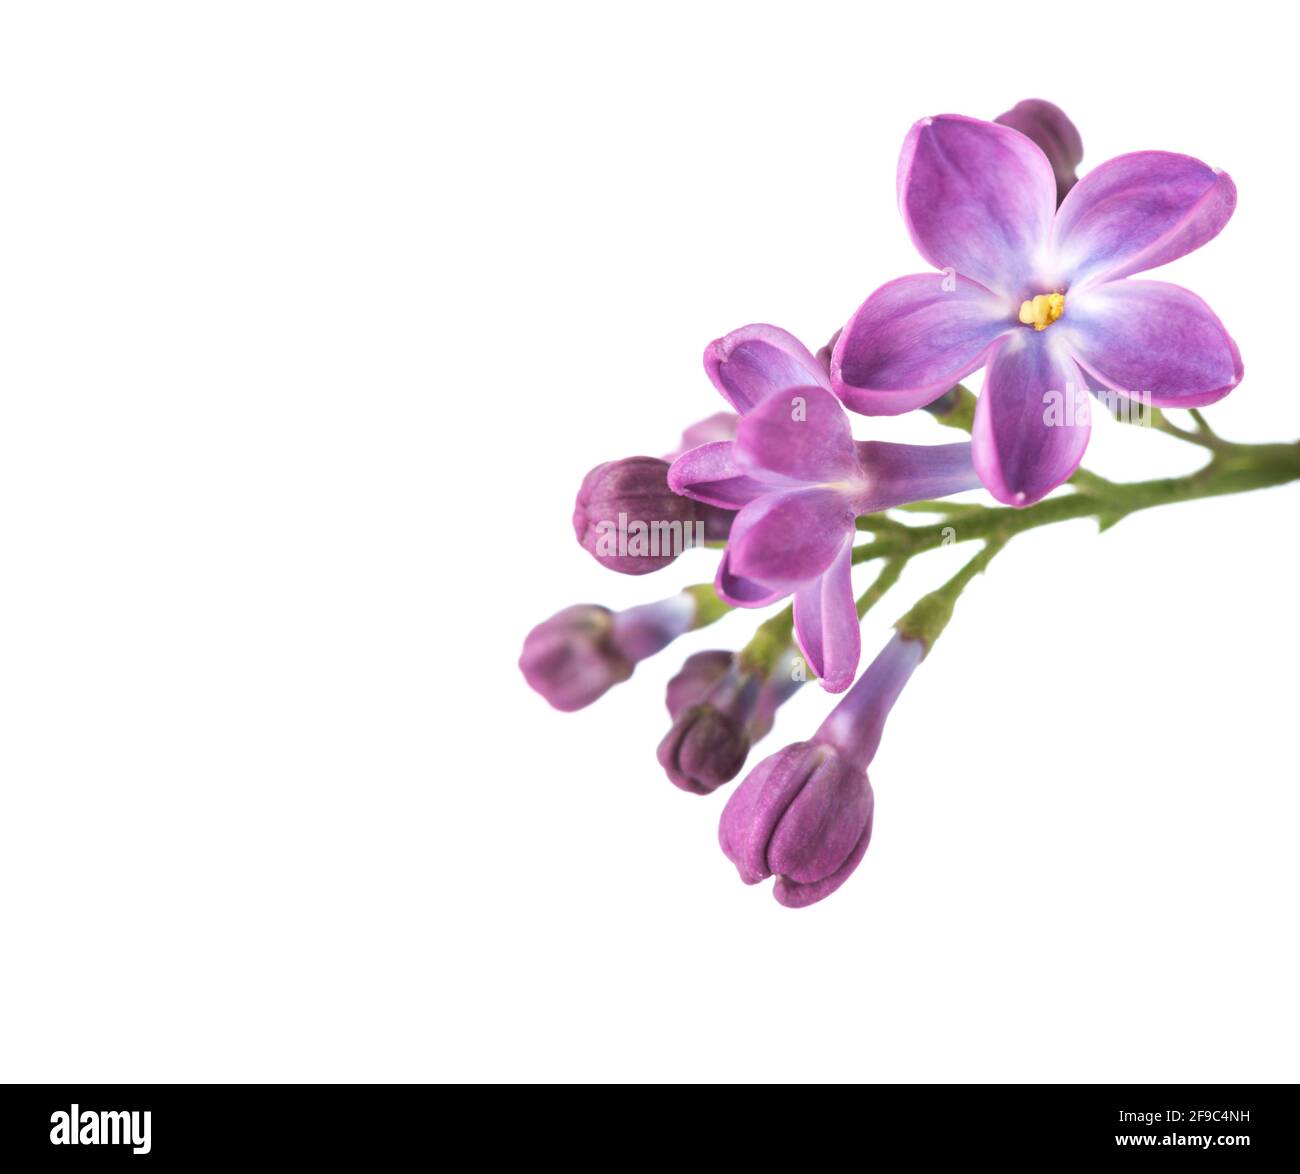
1017,292,1065,331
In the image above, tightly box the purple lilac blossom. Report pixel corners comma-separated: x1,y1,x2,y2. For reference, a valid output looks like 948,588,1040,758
669,334,978,691
831,114,1241,506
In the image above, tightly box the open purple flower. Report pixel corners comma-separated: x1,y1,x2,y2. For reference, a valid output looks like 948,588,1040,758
720,632,923,908
669,359,977,691
831,115,1242,506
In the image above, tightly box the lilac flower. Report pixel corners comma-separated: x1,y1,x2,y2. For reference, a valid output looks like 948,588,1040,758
995,99,1083,206
519,593,700,712
719,633,923,908
669,339,978,691
657,649,802,795
831,115,1242,506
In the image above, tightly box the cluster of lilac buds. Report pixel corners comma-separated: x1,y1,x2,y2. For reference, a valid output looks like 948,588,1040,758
520,99,1246,907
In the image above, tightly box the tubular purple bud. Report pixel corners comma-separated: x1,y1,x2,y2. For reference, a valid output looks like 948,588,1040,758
518,605,631,712
994,98,1084,206
520,594,697,712
573,457,701,575
815,632,924,766
656,704,752,796
717,633,923,906
665,650,735,719
719,742,873,908
659,651,802,795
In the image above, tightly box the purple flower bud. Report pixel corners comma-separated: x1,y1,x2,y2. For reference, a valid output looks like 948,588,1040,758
520,594,697,712
518,604,631,713
718,633,923,906
573,457,705,576
719,741,873,908
665,650,734,719
994,98,1083,206
658,650,803,795
657,702,753,796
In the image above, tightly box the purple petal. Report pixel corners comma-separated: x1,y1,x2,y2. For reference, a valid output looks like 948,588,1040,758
718,742,823,884
853,441,982,513
726,488,856,589
766,756,872,887
815,329,841,375
1052,152,1236,288
703,324,830,413
995,99,1083,206
792,540,859,694
1061,280,1243,408
897,114,1056,299
773,820,872,909
667,441,771,509
734,384,859,483
715,547,787,609
831,274,1013,416
972,334,1090,506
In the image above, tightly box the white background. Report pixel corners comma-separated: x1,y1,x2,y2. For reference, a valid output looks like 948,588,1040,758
1,1,1296,1083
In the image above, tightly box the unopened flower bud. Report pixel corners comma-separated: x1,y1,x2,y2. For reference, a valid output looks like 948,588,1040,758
720,741,873,908
665,650,735,719
520,593,699,712
658,650,802,795
718,633,923,906
995,99,1083,206
657,703,753,796
573,457,705,576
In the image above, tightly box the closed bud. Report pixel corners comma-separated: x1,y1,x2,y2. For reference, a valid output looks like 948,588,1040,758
520,594,699,712
573,457,701,575
656,704,752,796
718,633,923,906
719,742,873,908
995,99,1083,206
658,650,801,795
665,650,735,719
518,604,631,712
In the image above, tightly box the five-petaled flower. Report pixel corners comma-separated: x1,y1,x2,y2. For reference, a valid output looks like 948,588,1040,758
830,114,1242,505
669,325,978,691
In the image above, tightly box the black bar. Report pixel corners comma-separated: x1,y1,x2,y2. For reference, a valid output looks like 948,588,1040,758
3,1084,1295,1162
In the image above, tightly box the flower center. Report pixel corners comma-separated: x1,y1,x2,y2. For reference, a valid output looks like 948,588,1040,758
1017,292,1065,331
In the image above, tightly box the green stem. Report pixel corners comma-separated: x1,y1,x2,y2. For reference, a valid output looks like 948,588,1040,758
895,538,1006,652
857,558,906,620
695,430,1300,680
852,439,1300,566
